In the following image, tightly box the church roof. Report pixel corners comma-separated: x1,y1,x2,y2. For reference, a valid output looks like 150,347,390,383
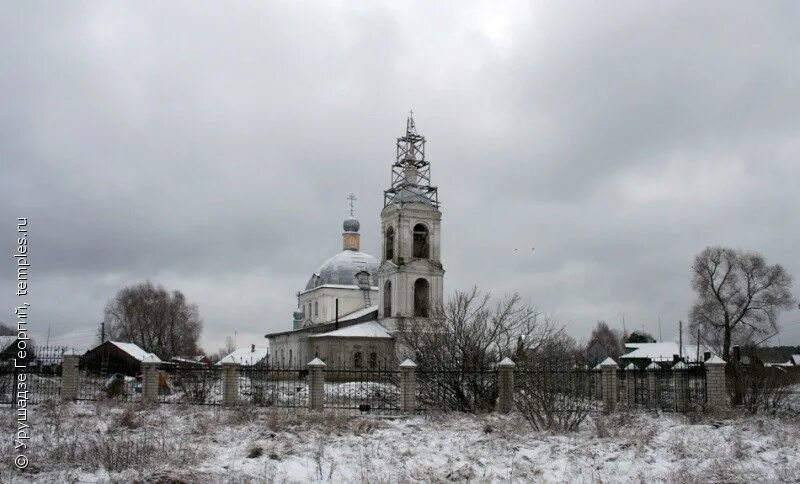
309,321,392,339
304,250,379,290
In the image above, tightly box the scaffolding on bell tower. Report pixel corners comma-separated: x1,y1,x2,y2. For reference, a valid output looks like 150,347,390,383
383,111,440,207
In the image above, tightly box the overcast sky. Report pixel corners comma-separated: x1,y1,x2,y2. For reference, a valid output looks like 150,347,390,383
2,1,799,353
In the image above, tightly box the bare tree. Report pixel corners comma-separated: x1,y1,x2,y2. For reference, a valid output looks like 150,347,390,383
0,323,15,336
585,321,624,365
690,247,795,361
398,287,565,412
104,281,203,360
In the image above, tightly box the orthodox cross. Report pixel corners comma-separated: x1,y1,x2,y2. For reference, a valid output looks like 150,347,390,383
347,193,357,217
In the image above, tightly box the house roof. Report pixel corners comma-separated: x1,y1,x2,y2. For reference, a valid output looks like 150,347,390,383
620,342,714,363
309,321,392,339
264,306,379,339
0,336,17,353
108,341,162,363
338,305,378,323
791,355,800,366
217,346,269,366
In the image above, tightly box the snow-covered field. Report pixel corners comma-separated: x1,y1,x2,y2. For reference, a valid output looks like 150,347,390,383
2,402,799,483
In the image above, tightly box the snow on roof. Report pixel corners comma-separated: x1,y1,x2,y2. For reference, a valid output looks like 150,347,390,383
792,355,800,366
0,336,17,352
109,341,161,363
620,342,714,362
338,305,378,323
217,346,269,366
309,321,392,339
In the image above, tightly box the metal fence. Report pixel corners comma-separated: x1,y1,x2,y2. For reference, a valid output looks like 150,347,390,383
515,368,604,408
239,367,308,408
617,364,707,412
416,368,497,412
323,367,400,413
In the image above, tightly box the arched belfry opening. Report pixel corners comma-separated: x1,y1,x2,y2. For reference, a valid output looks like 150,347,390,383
383,280,392,317
384,226,394,261
412,223,429,259
413,278,430,317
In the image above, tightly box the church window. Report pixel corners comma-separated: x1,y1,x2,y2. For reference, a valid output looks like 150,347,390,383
384,226,395,260
369,352,378,369
383,281,392,317
353,352,364,369
414,278,430,317
289,349,293,367
413,224,429,259
315,301,318,317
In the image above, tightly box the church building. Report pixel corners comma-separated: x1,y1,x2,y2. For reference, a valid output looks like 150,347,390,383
265,115,444,369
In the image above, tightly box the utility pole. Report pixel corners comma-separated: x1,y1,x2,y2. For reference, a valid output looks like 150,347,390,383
46,325,51,347
100,321,105,343
678,320,683,359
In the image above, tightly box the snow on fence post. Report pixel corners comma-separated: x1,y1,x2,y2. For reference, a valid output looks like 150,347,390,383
399,359,417,412
704,356,727,411
141,361,160,402
497,357,515,414
221,362,239,407
599,357,618,414
61,353,80,401
646,362,660,410
307,358,326,410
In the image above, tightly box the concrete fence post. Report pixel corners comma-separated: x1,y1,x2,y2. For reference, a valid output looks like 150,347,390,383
61,353,80,401
221,363,239,407
497,357,515,414
704,356,728,411
141,362,160,402
624,363,637,407
599,357,618,414
307,358,326,410
646,362,660,410
399,359,417,412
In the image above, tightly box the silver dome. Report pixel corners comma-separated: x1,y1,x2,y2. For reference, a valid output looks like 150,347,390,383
304,250,379,291
343,217,360,232
293,309,304,320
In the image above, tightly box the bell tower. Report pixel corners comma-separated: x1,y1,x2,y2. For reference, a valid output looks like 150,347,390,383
378,113,444,333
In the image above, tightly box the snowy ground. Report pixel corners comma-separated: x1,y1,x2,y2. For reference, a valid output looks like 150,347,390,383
2,402,799,483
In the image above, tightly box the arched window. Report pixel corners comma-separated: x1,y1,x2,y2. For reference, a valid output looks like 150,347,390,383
289,349,293,367
413,224,429,259
353,352,364,369
314,301,319,317
384,226,395,261
414,278,430,317
383,281,392,317
369,352,378,369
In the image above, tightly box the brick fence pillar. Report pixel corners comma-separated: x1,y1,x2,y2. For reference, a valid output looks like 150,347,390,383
673,361,688,412
141,362,160,402
307,358,326,410
497,357,515,414
399,359,417,412
221,363,239,407
704,356,728,411
646,362,659,410
61,353,80,401
624,363,637,407
599,357,618,414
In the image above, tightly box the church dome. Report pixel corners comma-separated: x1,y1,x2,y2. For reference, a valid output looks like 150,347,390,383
343,217,360,233
304,250,379,291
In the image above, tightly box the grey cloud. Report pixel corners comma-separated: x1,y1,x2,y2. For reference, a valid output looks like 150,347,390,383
1,1,798,351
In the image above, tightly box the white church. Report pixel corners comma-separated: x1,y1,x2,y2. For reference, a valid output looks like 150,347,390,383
265,115,444,369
